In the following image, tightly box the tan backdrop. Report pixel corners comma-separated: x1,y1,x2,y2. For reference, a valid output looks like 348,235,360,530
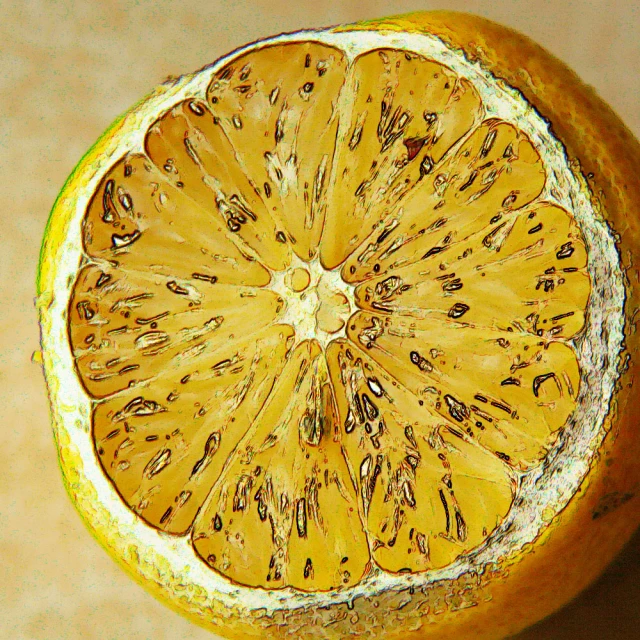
2,1,639,638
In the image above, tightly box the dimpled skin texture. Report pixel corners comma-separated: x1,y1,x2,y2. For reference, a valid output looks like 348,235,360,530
38,12,640,640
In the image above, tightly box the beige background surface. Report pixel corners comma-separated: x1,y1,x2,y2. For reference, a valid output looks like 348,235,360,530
2,1,639,638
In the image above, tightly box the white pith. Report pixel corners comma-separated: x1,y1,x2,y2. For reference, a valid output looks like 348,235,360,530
270,254,355,346
39,24,625,620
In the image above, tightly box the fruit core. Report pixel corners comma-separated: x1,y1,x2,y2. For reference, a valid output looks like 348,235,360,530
275,259,353,342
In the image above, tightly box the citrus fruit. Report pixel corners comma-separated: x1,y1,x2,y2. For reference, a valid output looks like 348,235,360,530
37,10,640,640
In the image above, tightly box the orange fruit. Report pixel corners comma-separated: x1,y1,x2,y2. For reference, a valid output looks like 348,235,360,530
37,11,640,639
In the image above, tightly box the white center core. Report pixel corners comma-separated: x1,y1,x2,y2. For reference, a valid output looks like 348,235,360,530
269,255,354,346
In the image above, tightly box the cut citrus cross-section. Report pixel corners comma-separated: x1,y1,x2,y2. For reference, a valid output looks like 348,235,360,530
38,11,640,640
70,35,588,589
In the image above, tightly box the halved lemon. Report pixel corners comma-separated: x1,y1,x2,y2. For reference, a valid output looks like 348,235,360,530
38,11,640,640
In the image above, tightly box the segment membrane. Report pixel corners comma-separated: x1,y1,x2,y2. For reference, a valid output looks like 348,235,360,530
93,325,293,534
347,312,580,467
326,340,514,571
321,49,482,269
192,341,369,590
205,43,347,261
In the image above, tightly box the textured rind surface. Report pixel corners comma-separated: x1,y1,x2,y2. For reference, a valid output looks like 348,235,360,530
38,11,640,640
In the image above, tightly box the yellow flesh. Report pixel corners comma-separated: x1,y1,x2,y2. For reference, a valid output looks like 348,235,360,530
68,42,589,591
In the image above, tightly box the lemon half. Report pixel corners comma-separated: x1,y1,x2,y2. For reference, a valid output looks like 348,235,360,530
38,11,640,640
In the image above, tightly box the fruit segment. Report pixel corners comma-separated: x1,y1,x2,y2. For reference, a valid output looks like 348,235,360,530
192,341,369,590
93,325,293,534
205,43,347,261
321,49,482,269
145,101,292,271
346,312,580,467
342,119,546,282
353,201,589,340
326,340,514,572
83,154,272,285
70,264,285,398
